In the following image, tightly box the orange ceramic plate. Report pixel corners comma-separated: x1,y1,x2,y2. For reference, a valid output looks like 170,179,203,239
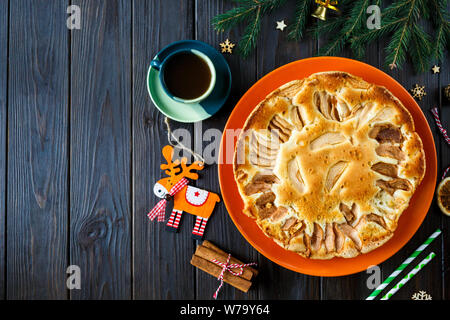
218,57,437,277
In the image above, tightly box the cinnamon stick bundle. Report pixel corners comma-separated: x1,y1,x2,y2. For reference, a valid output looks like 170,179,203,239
190,240,258,293
202,241,258,278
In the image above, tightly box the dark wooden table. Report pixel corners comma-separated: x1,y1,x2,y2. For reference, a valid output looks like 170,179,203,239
0,0,448,300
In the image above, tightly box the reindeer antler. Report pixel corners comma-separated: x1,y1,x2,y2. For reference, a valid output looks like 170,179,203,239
160,145,181,177
160,145,204,181
180,157,204,180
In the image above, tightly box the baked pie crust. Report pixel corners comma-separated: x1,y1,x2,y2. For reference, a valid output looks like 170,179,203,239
233,71,425,259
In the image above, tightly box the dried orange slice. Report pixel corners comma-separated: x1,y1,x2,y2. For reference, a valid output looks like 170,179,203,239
437,177,450,216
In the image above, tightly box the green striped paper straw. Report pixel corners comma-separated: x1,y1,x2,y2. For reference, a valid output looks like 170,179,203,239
381,252,436,300
366,228,441,300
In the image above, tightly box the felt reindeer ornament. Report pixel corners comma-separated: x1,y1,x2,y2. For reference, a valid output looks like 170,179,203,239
148,145,220,239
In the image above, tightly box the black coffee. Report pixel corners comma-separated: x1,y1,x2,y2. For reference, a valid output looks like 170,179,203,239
163,52,212,100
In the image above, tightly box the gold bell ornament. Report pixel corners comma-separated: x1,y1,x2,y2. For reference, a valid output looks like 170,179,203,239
311,0,340,21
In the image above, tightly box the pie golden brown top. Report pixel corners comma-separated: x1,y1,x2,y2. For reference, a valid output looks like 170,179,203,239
233,71,425,259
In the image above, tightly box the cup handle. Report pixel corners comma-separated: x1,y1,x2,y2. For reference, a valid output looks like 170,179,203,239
150,59,161,71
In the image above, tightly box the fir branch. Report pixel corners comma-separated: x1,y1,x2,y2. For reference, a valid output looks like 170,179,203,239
342,0,371,36
351,0,432,71
380,0,413,18
317,0,370,56
319,37,346,56
384,0,422,70
432,23,449,62
430,0,450,62
238,5,263,57
386,22,410,70
409,24,433,73
309,16,347,38
385,24,410,70
212,0,287,57
287,0,312,40
212,6,259,32
211,0,449,73
350,16,406,46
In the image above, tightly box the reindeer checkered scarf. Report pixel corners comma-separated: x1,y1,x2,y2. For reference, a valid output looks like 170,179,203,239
147,178,189,222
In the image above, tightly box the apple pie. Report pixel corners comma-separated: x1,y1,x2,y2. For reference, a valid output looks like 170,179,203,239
233,71,425,259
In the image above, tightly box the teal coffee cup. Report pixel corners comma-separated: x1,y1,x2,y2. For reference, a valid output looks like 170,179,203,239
150,48,217,104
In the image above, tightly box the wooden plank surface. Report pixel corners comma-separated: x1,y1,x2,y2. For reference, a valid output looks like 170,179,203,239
439,52,449,300
6,0,68,299
0,0,448,300
0,0,7,300
131,0,196,299
70,0,131,299
437,2,450,297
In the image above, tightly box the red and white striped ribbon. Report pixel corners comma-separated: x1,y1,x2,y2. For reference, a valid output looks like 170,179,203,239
430,108,450,181
442,166,450,181
211,254,257,299
431,107,450,145
147,178,189,222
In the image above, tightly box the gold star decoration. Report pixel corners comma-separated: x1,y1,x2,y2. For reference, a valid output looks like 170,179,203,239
411,291,432,300
410,84,427,101
276,20,287,31
219,39,235,54
431,65,440,74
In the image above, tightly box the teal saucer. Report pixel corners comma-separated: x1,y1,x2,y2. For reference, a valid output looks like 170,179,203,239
147,40,232,123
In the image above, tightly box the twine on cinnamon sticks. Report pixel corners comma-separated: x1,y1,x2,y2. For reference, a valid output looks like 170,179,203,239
190,240,258,299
